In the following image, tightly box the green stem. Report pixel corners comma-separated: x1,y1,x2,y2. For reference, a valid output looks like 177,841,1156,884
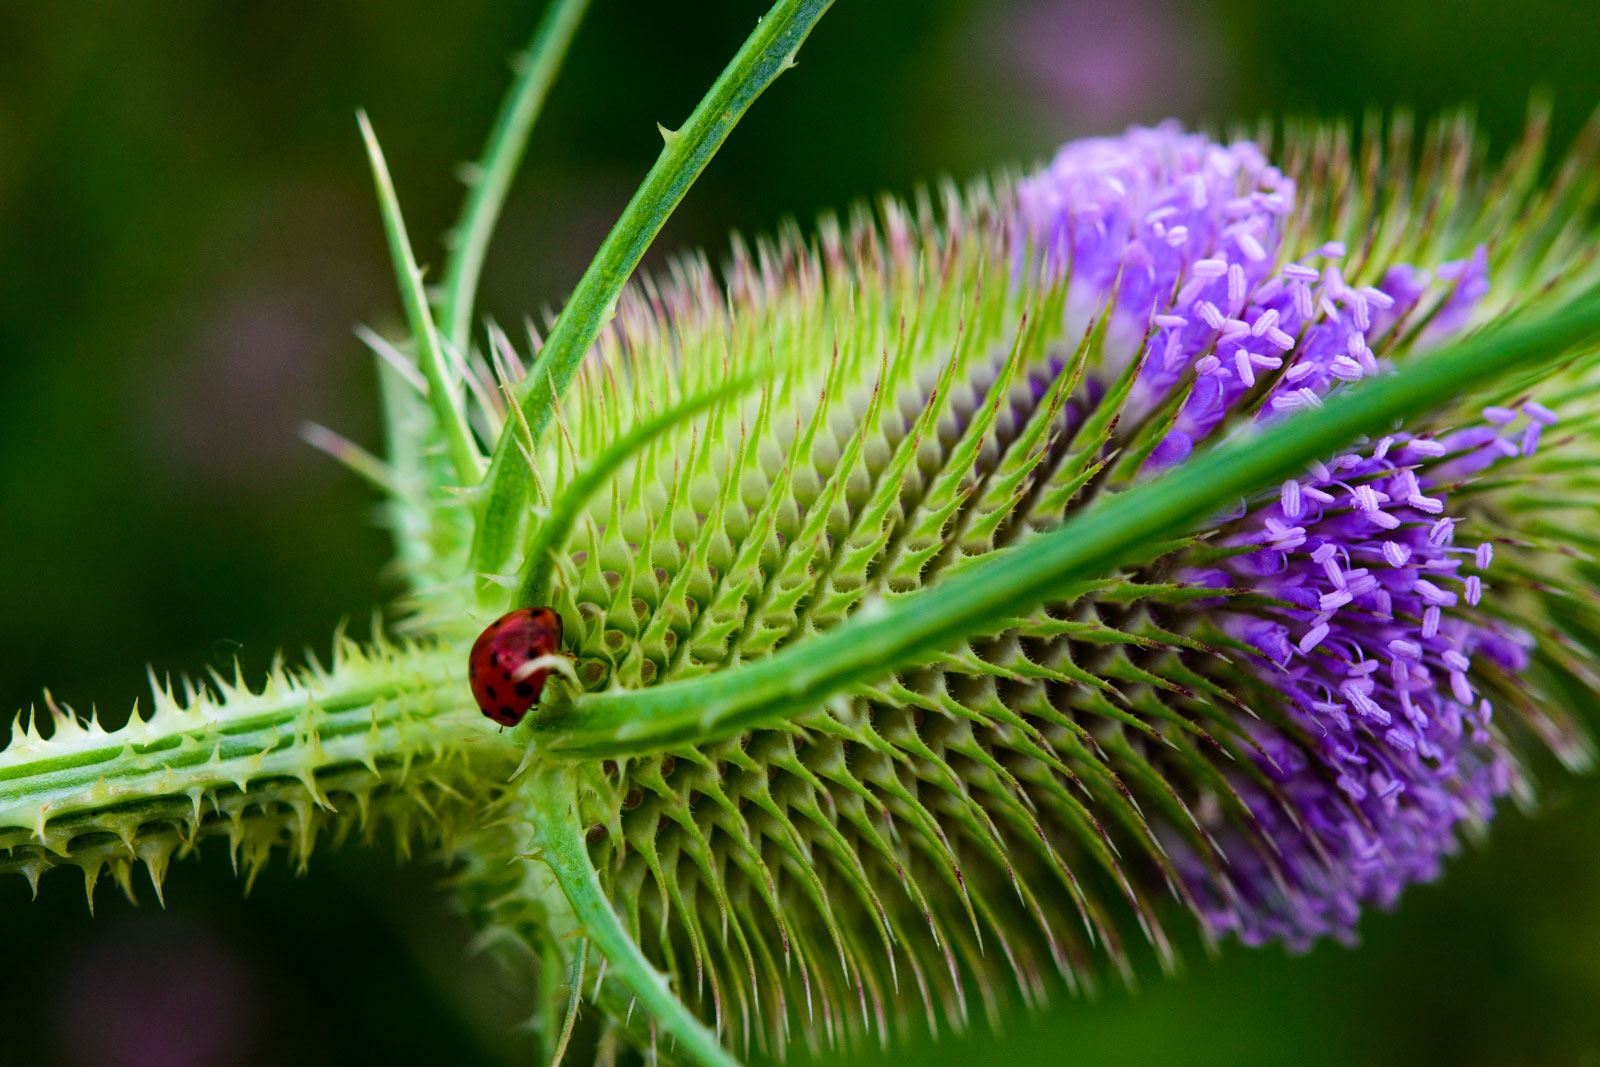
438,0,593,359
359,111,484,485
529,767,740,1067
528,288,1600,756
468,0,835,597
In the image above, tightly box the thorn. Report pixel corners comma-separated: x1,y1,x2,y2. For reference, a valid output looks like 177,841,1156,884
82,859,102,916
20,857,44,899
112,858,138,906
300,423,401,495
657,123,680,147
355,324,429,395
140,840,173,908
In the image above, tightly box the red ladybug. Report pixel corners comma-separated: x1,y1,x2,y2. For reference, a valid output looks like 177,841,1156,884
467,607,563,727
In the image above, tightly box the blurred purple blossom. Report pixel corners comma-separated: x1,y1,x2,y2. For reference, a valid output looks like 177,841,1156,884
984,0,1219,130
55,916,260,1067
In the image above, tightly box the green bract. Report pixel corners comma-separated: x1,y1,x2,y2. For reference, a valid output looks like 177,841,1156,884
7,5,1600,1066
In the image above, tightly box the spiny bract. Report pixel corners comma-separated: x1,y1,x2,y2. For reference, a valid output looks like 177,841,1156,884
6,113,1600,1064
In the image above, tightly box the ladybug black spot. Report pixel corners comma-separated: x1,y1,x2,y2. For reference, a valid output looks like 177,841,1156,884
489,652,500,667
487,686,498,700
514,682,534,698
499,705,515,719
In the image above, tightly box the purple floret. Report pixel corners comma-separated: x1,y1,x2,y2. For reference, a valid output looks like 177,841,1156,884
1192,426,1533,948
1017,122,1541,948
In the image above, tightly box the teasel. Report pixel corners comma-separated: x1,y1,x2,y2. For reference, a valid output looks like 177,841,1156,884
7,2,1600,1064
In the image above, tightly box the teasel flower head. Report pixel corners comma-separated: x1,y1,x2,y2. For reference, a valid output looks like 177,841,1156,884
5,10,1600,1061
373,112,1600,1054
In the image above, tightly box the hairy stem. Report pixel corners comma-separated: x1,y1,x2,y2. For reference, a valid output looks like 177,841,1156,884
528,287,1600,755
438,0,593,359
528,765,740,1067
469,0,836,597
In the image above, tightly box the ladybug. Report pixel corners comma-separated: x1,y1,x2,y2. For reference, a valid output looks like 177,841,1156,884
467,607,563,727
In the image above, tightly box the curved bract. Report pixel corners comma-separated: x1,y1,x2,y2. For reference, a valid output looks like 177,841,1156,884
6,6,1600,1064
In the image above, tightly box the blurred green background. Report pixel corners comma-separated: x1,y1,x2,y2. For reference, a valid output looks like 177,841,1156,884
4,1,1600,1064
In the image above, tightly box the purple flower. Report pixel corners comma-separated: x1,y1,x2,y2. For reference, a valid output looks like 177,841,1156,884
1018,123,1537,948
1187,424,1534,948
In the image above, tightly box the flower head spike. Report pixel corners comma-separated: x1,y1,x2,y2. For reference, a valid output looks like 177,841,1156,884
7,13,1600,1063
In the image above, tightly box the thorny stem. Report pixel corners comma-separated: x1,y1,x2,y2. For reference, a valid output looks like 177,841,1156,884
438,0,594,359
527,287,1600,756
528,765,740,1067
0,642,493,889
469,0,836,600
